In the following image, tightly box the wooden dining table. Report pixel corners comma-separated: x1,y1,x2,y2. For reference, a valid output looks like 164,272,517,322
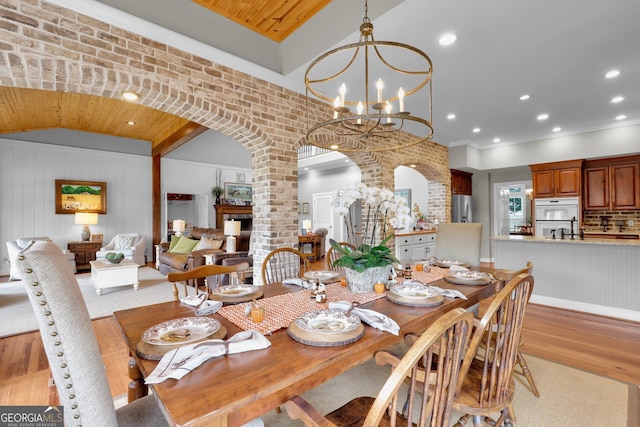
113,274,496,427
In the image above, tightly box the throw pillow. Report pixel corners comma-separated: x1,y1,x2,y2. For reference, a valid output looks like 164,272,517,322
114,234,136,250
194,237,224,251
169,236,199,253
168,235,181,252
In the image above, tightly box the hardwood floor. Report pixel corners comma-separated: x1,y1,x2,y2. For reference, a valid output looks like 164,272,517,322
1,261,639,409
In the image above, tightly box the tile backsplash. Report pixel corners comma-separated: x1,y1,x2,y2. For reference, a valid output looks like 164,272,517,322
583,210,640,233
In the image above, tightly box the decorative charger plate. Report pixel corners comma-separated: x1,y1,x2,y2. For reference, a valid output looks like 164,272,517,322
142,317,220,346
390,282,439,300
294,310,361,334
448,271,489,282
304,270,340,282
210,285,258,297
435,259,469,268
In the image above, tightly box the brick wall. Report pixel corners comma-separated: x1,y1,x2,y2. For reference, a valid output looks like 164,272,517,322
0,0,451,282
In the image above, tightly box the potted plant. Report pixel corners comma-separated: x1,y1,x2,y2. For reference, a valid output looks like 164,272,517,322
329,235,400,292
212,169,225,204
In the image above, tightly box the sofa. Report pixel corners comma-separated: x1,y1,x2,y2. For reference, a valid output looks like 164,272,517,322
157,227,251,276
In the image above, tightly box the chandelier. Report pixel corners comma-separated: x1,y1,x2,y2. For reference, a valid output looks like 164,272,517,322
304,1,433,153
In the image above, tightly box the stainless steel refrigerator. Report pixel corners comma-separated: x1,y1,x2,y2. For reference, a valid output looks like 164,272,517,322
451,194,473,223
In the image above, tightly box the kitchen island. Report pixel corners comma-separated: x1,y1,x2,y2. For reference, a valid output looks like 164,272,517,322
492,235,640,321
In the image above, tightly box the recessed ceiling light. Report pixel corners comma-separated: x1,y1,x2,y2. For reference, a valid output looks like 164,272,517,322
127,121,135,125
493,138,501,143
611,96,624,103
121,91,139,101
410,164,417,168
447,113,456,120
519,94,531,101
472,128,481,133
615,114,627,121
438,33,457,46
344,159,350,162
552,127,562,132
304,167,309,171
330,144,339,150
605,70,620,79
537,113,549,121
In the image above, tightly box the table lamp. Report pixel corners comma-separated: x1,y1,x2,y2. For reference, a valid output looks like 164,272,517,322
224,220,241,253
172,219,186,237
303,219,312,235
75,212,98,242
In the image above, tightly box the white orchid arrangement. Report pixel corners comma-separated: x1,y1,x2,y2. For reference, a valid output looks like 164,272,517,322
335,183,411,247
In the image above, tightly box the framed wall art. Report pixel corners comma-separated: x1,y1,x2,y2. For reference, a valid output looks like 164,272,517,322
224,183,252,203
55,180,107,214
394,188,411,207
302,202,310,215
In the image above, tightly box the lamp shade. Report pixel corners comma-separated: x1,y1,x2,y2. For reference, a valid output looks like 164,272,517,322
75,212,98,225
303,219,312,230
172,219,186,232
224,220,241,236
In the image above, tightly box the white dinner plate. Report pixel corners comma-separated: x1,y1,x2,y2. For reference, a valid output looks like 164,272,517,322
304,270,340,282
142,317,220,346
435,259,469,268
448,271,489,282
210,285,258,297
390,282,439,300
294,310,361,334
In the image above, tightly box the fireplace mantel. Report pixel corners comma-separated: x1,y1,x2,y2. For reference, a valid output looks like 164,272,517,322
215,204,252,229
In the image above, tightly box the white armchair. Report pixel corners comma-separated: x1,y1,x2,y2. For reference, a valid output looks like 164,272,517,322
95,233,146,266
6,237,76,280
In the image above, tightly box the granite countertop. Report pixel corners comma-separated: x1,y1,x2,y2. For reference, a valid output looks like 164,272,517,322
492,235,640,246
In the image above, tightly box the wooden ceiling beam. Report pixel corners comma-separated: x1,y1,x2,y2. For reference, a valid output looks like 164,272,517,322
151,122,209,157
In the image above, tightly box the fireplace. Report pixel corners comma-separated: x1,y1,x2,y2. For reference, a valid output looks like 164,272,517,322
215,204,252,230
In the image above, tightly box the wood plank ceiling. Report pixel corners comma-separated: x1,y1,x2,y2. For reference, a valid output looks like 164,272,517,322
0,1,331,153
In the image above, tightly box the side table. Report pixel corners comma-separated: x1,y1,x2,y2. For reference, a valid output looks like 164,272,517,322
68,241,102,271
298,235,323,261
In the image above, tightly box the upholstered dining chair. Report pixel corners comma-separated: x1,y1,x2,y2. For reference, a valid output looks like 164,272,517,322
285,308,473,427
167,262,249,300
261,247,311,285
402,273,534,427
13,240,168,426
434,223,483,266
325,241,357,271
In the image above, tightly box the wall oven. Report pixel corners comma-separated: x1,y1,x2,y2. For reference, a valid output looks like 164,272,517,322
534,197,580,237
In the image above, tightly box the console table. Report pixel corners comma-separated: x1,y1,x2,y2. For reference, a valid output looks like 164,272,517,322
298,234,323,261
68,241,102,271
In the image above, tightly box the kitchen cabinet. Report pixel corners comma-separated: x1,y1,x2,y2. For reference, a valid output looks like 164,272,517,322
583,155,640,210
68,240,102,271
395,232,436,261
530,160,583,198
451,169,473,195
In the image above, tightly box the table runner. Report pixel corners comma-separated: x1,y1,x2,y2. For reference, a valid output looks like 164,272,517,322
217,267,448,335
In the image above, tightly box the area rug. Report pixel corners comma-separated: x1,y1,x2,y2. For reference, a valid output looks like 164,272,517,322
262,352,628,427
0,267,174,338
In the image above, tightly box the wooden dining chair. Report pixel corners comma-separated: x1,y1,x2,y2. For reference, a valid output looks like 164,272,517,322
261,247,311,285
285,308,473,427
168,262,249,300
325,241,356,271
475,261,539,397
14,240,169,426
452,273,534,427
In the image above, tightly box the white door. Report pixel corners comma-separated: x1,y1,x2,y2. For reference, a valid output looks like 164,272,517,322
313,192,334,246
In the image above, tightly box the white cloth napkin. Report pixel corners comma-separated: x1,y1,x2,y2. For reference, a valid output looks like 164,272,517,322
328,301,400,335
180,294,223,316
145,330,271,384
449,265,470,272
282,278,311,288
429,285,468,300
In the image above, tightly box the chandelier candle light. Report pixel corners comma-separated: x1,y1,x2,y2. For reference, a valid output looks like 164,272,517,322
304,0,433,152
75,212,98,242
